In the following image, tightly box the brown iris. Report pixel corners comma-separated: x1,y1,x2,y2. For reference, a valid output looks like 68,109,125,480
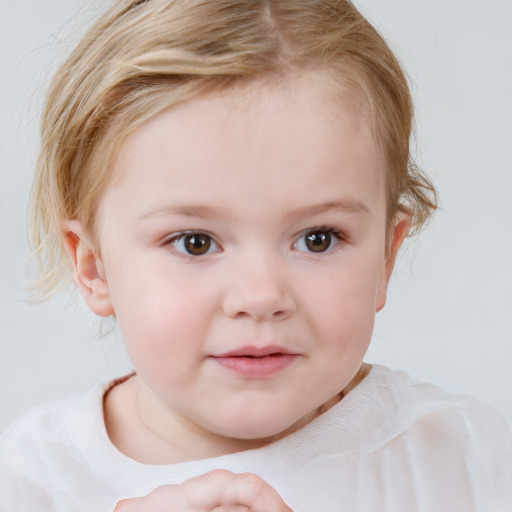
183,234,212,255
305,231,332,253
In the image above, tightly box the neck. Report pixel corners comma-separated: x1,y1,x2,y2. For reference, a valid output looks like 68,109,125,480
104,365,370,465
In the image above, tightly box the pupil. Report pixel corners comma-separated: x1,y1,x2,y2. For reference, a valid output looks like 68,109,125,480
306,231,331,252
185,234,211,255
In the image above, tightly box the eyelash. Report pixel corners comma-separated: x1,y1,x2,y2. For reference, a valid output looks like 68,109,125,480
162,231,220,258
162,227,346,258
293,227,346,254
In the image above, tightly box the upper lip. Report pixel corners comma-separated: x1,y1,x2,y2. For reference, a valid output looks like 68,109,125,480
211,345,298,358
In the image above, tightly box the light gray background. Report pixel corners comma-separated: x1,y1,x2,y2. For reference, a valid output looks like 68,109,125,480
1,0,511,432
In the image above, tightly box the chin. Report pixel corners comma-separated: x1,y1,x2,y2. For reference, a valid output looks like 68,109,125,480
211,407,310,442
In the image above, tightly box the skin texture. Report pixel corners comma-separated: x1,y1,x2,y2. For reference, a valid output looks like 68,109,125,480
63,71,409,507
113,470,294,512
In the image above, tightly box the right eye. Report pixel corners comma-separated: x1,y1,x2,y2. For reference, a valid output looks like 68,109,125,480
168,232,218,256
293,228,343,254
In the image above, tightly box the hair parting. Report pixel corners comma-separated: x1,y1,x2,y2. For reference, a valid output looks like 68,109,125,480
28,0,437,300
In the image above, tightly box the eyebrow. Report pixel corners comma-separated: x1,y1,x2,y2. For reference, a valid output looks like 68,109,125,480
140,205,220,220
140,200,371,222
283,200,371,222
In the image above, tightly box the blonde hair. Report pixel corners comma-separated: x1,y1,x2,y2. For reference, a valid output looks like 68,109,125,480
29,0,437,300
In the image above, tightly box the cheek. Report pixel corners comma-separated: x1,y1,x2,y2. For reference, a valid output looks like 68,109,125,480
301,253,384,348
308,254,383,315
107,263,218,381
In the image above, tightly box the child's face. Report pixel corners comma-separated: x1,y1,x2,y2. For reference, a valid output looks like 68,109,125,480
74,72,404,443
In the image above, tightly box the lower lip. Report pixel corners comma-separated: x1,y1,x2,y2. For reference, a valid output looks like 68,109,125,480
211,354,298,378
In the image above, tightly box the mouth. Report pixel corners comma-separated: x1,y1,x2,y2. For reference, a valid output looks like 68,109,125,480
210,345,300,378
215,345,297,358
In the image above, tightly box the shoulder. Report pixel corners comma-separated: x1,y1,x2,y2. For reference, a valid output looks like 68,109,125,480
0,396,77,465
375,364,511,429
0,381,108,504
358,365,512,506
359,365,512,446
0,380,107,449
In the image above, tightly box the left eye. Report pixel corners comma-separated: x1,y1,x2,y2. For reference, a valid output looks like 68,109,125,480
169,232,218,256
294,229,340,253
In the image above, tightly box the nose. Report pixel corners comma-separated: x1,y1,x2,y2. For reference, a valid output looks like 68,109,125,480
222,254,296,321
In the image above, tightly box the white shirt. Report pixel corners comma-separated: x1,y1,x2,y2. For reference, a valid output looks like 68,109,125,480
1,365,511,512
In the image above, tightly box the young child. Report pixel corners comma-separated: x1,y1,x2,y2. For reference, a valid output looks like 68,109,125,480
1,0,511,510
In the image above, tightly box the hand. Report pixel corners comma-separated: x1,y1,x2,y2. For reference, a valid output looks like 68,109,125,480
114,469,293,512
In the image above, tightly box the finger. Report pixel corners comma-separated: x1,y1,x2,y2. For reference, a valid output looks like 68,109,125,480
114,495,252,512
113,486,188,511
113,498,142,512
211,506,251,512
183,470,294,512
223,472,294,512
211,507,251,512
113,471,294,512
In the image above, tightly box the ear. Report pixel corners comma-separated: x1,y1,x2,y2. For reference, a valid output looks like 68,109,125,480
375,211,411,312
62,220,114,317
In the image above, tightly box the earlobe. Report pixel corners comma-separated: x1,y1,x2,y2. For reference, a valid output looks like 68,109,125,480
375,211,411,312
62,220,114,317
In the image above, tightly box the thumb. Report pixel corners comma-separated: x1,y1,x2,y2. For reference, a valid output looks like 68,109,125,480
113,498,144,512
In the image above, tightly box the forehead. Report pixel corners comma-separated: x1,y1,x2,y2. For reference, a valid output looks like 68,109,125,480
103,71,386,221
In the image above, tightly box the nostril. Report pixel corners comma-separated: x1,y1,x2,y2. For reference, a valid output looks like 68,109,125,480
222,282,296,320
231,308,290,321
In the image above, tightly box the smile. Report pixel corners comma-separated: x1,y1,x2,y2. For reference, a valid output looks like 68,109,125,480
210,345,300,378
